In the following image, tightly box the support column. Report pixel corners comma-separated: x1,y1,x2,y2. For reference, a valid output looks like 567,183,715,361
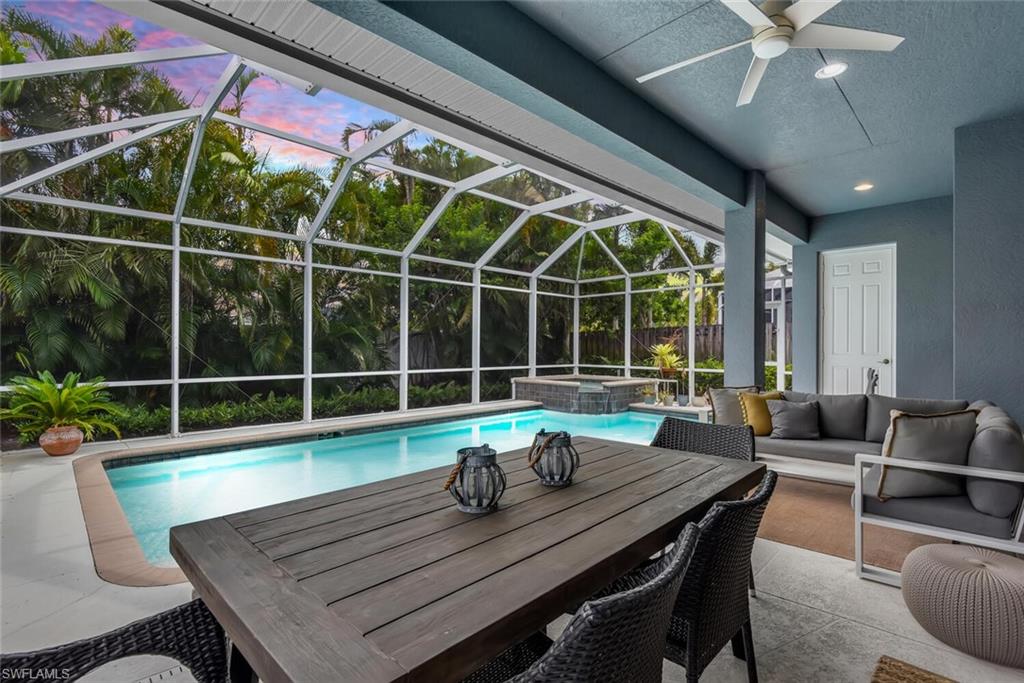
399,257,409,411
572,283,580,374
775,278,787,390
471,268,481,403
303,241,313,422
623,277,632,376
687,268,696,402
724,171,767,388
528,277,538,377
170,222,181,437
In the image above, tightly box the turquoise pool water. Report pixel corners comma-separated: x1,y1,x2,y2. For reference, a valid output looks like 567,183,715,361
107,409,665,565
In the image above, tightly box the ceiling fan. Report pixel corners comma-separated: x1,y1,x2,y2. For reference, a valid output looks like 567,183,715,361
636,0,904,106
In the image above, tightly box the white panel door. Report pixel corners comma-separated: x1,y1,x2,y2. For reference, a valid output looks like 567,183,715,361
820,245,896,395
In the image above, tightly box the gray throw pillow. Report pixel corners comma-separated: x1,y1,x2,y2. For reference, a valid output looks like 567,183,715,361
877,409,977,499
767,400,819,440
707,386,758,425
865,395,969,442
783,391,867,440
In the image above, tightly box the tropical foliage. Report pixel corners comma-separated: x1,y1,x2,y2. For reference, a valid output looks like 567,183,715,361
0,10,721,438
0,371,123,443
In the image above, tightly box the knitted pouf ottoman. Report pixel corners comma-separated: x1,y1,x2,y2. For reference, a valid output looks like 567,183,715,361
901,544,1024,668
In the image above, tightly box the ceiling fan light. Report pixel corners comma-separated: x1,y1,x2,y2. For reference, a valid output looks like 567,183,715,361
854,182,874,192
814,62,848,79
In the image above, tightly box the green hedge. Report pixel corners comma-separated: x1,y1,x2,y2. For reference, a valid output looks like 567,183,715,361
84,381,509,441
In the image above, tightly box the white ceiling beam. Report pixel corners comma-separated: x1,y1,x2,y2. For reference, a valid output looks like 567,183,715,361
474,211,531,268
212,112,345,157
401,163,521,257
303,119,416,243
241,58,321,95
172,57,245,222
590,231,629,275
411,123,509,166
465,188,531,211
474,191,590,269
0,109,201,154
0,45,225,82
0,119,185,197
0,224,172,251
576,234,587,280
4,191,174,222
532,211,645,277
529,191,592,215
660,222,694,268
363,159,456,188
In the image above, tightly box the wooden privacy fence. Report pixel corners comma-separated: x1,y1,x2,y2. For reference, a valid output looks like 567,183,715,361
580,323,792,363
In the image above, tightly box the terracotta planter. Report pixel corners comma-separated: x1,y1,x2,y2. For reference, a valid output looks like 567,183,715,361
658,367,678,379
38,425,84,456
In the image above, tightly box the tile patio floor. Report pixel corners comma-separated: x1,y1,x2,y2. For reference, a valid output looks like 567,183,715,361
2,423,1020,682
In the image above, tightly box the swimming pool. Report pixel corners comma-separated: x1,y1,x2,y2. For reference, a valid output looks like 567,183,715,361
106,409,665,565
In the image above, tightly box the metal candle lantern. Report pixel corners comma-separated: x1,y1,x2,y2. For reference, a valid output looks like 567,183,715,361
527,429,580,487
443,444,507,513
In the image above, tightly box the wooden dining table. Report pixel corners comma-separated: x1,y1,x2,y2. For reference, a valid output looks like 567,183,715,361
170,435,765,683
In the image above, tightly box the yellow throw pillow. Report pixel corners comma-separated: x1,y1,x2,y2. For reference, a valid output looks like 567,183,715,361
738,391,782,436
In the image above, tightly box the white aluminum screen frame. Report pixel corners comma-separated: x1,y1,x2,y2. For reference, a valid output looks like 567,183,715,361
0,41,740,437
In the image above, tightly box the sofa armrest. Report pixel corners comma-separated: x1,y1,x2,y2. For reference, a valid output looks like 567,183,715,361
853,453,1024,483
854,453,1024,541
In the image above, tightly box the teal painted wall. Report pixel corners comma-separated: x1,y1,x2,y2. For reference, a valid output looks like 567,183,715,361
954,114,1024,423
792,196,955,398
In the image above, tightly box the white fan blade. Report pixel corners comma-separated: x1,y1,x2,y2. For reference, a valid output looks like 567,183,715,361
736,56,769,106
720,0,773,28
636,39,752,84
791,23,904,51
783,0,841,31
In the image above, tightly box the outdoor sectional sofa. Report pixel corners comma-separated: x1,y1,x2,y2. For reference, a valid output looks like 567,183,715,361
752,391,1024,584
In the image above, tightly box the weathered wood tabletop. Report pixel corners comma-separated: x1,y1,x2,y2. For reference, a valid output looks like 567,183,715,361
170,436,765,683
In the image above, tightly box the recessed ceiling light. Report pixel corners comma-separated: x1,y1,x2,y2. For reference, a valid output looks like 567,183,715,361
815,62,848,79
854,182,874,192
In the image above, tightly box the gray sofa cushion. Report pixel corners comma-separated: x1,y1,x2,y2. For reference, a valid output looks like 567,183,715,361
755,436,880,466
861,466,1016,539
767,400,819,439
865,395,969,443
876,410,976,499
783,391,867,440
967,406,1024,518
707,387,758,425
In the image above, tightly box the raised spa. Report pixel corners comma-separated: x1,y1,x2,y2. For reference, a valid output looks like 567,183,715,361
511,374,654,414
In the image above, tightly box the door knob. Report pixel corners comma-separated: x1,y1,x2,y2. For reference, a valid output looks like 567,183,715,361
880,358,891,365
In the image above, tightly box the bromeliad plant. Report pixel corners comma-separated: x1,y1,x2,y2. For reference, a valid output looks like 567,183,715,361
0,371,123,454
650,342,683,377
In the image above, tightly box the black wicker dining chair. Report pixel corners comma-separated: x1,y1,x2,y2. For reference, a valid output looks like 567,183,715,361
0,598,228,683
651,417,756,462
598,470,778,683
650,417,761,596
463,522,701,683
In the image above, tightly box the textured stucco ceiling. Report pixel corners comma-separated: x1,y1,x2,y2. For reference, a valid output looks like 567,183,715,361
513,0,1024,216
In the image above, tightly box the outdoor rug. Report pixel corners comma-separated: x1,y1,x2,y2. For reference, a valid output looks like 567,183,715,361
870,655,957,683
758,476,946,572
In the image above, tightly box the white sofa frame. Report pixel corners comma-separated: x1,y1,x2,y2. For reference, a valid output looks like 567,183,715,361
854,453,1024,586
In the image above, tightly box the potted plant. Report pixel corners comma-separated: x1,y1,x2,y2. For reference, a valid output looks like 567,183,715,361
658,389,675,407
0,371,123,456
640,385,656,405
650,343,682,379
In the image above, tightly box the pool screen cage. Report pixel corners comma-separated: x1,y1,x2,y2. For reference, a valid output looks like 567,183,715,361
0,38,791,437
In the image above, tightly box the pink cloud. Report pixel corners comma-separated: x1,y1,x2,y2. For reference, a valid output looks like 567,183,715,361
15,0,199,51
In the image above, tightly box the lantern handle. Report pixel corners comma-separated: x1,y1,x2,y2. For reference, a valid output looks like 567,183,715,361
443,452,468,491
527,432,560,468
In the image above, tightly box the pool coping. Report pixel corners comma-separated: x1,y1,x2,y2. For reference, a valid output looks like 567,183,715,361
72,401,541,587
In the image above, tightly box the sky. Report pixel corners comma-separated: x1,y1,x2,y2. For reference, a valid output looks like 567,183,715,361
10,0,398,168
